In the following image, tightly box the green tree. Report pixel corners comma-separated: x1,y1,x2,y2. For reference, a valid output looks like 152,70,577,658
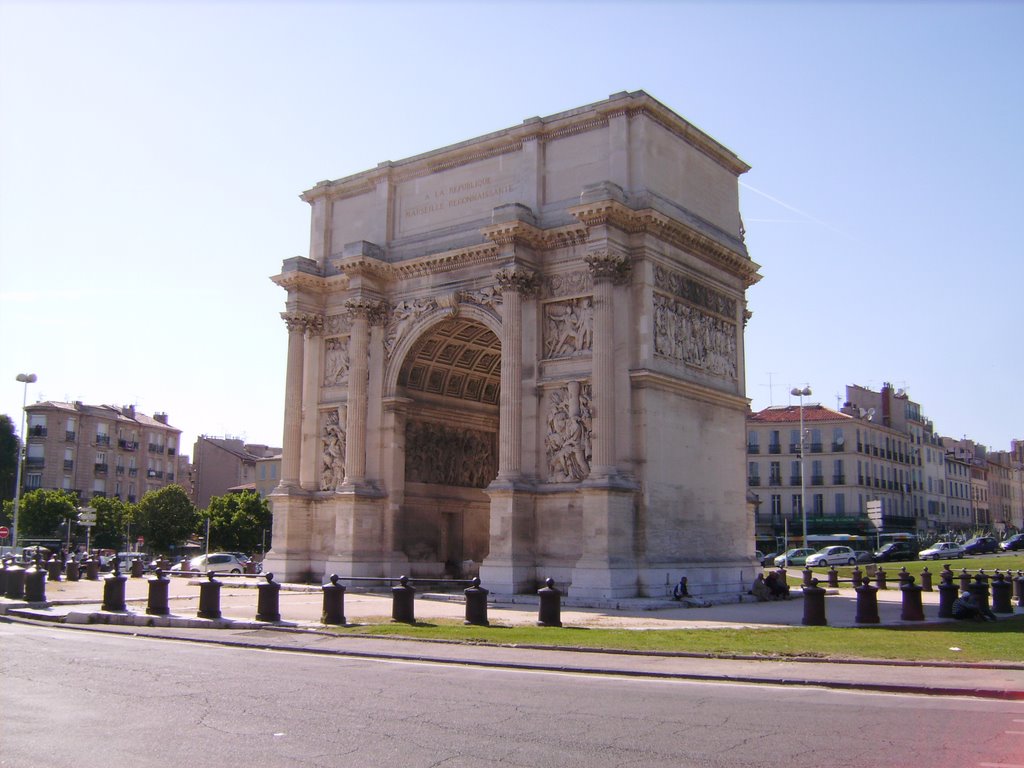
205,490,272,554
90,496,135,552
0,415,18,505
134,485,198,552
15,488,78,538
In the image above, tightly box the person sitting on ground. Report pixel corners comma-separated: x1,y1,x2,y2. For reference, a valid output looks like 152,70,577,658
672,576,689,600
750,573,771,602
764,570,790,600
952,590,997,622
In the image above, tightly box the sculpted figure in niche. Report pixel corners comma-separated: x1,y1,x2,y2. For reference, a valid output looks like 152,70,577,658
543,297,593,359
323,337,350,387
545,381,592,482
321,408,346,490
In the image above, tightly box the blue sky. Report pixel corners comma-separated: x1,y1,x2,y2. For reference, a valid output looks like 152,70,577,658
1,0,1021,456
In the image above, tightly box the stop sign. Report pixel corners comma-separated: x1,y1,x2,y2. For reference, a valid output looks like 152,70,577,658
0,526,10,539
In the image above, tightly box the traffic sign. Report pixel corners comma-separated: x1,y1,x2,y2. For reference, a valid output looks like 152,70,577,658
77,506,97,527
0,526,9,539
137,536,144,545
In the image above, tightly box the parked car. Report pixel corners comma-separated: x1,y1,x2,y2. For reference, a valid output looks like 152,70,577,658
962,536,999,555
754,550,765,565
805,546,858,567
853,550,874,564
872,542,918,563
761,551,783,567
170,552,249,574
999,533,1024,552
773,548,816,567
918,541,965,560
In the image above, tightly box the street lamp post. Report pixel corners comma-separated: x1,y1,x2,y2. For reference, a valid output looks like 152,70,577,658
12,373,38,549
791,385,812,549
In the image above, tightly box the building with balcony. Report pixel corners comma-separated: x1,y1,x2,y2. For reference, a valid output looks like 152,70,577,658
21,402,184,503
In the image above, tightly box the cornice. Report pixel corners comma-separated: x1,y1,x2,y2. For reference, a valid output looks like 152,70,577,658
629,369,749,412
270,271,346,294
569,201,762,287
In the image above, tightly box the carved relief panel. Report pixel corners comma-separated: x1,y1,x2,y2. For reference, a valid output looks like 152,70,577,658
544,380,592,482
323,337,350,387
404,419,497,489
542,297,593,359
320,407,346,491
653,266,738,380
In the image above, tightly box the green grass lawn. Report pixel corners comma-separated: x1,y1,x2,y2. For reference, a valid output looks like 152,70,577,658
325,613,1024,664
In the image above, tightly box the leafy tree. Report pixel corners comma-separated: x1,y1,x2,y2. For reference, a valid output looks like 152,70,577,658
90,496,135,552
1,499,12,529
15,488,78,538
205,490,272,554
134,485,198,552
0,415,18,505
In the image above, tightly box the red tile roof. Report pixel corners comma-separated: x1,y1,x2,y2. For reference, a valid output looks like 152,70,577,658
748,405,852,424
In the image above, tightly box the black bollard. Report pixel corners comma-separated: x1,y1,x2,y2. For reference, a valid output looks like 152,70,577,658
46,556,63,583
958,568,971,593
391,575,415,623
65,559,80,581
920,567,933,592
537,577,562,627
875,566,887,590
5,561,26,600
937,570,959,619
897,567,911,588
146,569,170,616
855,580,880,624
24,558,47,603
85,557,99,581
970,572,991,613
899,574,925,621
801,567,813,587
321,574,347,625
101,560,127,612
851,565,862,588
256,573,281,622
801,578,828,626
990,572,1013,614
464,577,489,626
0,559,9,595
1014,570,1024,608
827,567,839,589
130,559,144,578
197,572,222,619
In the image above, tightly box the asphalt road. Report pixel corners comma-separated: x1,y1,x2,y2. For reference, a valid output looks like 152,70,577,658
2,622,1023,768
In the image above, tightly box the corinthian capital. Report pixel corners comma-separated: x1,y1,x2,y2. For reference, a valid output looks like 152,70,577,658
343,297,388,325
281,311,323,335
584,251,631,284
495,266,540,297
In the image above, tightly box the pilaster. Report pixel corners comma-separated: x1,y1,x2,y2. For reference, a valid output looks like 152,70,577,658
299,316,325,490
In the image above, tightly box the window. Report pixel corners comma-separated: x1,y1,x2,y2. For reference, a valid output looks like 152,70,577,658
811,460,823,485
270,464,277,479
810,429,822,452
27,473,42,489
833,459,844,484
771,494,782,516
835,493,845,515
792,495,802,515
789,429,800,453
747,431,759,453
790,461,801,485
769,430,781,454
769,462,781,486
260,465,267,480
832,427,845,451
748,462,760,485
813,494,824,516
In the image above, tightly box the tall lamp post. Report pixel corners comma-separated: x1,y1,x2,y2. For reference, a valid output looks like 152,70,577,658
12,373,38,549
790,385,812,548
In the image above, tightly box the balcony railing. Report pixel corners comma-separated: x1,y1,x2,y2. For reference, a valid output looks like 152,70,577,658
789,476,802,485
96,435,110,446
831,442,844,451
91,491,107,498
833,475,846,485
768,444,782,454
128,468,138,477
168,447,176,456
167,472,174,481
116,466,124,475
26,457,45,468
747,444,760,454
148,443,163,453
31,425,47,437
64,460,74,471
119,440,138,451
748,477,761,486
809,443,823,453
66,431,76,442
94,463,108,473
811,475,825,486
769,478,782,487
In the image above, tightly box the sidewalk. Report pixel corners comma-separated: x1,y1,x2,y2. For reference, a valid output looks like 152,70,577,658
3,573,1023,700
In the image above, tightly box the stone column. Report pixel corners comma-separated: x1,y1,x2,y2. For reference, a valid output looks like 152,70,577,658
494,266,537,481
342,299,379,487
279,312,313,489
299,315,324,490
584,251,630,478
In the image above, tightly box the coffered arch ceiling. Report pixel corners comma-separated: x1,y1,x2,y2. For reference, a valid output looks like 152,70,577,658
398,319,501,406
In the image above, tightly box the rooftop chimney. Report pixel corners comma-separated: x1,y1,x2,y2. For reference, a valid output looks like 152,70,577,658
154,412,168,424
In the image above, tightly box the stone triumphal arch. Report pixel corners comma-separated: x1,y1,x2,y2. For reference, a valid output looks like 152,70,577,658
264,91,763,599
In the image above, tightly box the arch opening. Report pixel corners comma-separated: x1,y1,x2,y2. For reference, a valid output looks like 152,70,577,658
397,318,500,578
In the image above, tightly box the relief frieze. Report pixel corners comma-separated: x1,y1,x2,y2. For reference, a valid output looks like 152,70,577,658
321,407,346,491
653,294,738,380
545,381,592,483
404,420,497,488
654,265,737,319
543,270,592,299
323,337,350,387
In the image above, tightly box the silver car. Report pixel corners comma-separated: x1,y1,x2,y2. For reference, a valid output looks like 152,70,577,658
805,546,858,567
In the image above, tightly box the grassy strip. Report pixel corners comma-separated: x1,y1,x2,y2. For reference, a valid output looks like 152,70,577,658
326,614,1024,664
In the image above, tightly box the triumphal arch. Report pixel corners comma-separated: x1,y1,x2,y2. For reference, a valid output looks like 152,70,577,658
264,91,762,599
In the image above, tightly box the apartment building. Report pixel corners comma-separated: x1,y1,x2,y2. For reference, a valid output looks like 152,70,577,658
22,402,183,502
191,436,281,510
747,401,918,542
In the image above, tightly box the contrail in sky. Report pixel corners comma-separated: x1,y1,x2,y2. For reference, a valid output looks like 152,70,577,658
740,181,854,240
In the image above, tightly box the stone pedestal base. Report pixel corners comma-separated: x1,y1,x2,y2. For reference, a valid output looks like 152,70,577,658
569,483,638,599
480,485,536,594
